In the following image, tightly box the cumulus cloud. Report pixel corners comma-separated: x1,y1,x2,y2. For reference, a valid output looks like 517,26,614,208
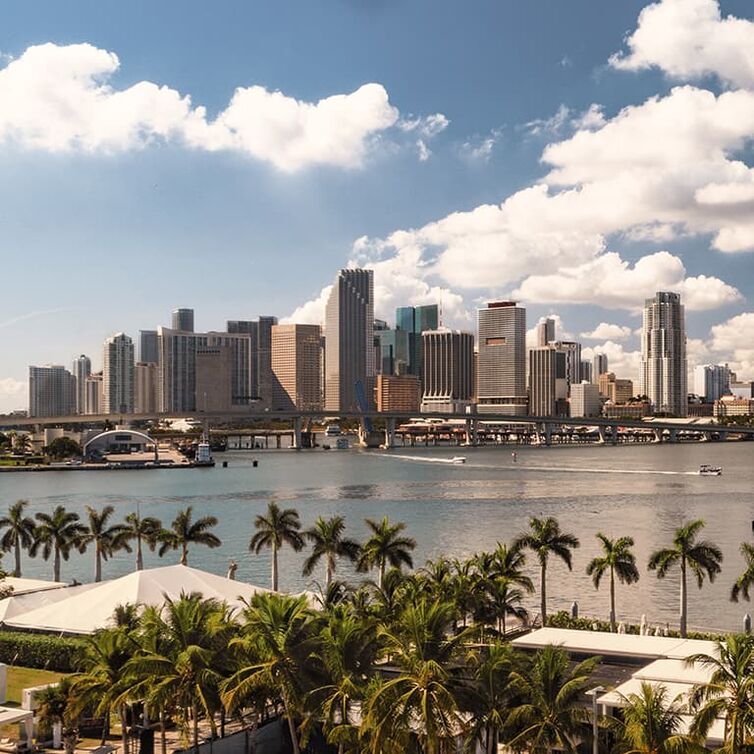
610,0,754,88
513,251,740,311
460,129,503,163
525,314,574,348
0,378,24,397
0,42,433,171
580,322,633,340
582,342,642,383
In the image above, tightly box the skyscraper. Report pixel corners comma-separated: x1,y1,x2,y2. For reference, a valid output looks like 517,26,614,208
139,330,159,364
529,346,568,417
536,317,555,347
640,291,687,416
476,302,527,415
553,340,582,395
227,317,278,407
324,269,374,412
28,365,76,417
593,353,609,381
134,363,158,413
103,333,135,414
420,330,474,412
72,354,91,414
395,304,439,379
85,372,103,414
271,324,322,411
693,364,730,402
171,308,195,333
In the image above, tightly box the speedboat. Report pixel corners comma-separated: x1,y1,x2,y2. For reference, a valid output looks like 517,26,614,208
449,456,466,464
699,464,722,476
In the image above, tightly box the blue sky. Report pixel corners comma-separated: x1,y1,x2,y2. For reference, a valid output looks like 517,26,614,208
2,0,754,411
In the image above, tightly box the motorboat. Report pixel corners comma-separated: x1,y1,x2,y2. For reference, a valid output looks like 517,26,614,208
699,464,722,476
449,456,466,464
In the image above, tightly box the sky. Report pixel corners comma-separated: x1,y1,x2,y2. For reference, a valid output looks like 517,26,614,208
3,0,754,411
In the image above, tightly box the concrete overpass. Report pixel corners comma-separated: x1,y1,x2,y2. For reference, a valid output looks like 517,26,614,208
1,409,750,448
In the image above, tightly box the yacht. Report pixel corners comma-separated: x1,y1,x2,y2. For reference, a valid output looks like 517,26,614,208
699,464,722,476
449,456,466,464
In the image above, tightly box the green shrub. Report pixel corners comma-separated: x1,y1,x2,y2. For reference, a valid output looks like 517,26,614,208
0,631,85,672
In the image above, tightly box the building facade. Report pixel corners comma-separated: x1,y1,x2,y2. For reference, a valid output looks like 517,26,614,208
84,372,103,415
395,304,439,380
569,381,601,417
640,292,687,416
271,324,322,411
195,346,234,412
528,346,568,417
536,317,555,347
693,364,730,402
28,365,77,417
134,362,159,414
476,302,527,415
103,333,135,414
171,308,194,332
598,373,634,404
593,353,609,380
72,354,91,414
324,269,375,412
376,374,420,413
420,330,474,412
139,330,159,365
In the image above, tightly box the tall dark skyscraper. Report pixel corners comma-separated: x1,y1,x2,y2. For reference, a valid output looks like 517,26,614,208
226,317,277,406
395,303,439,379
171,308,195,333
139,330,159,364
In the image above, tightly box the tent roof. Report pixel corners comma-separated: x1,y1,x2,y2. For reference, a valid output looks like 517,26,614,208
0,583,99,623
512,628,717,661
2,564,300,635
3,577,67,596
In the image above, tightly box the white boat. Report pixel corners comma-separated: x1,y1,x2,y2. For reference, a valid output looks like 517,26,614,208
699,464,722,476
449,456,466,464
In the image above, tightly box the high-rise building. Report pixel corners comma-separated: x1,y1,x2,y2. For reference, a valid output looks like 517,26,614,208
476,302,527,415
72,354,91,414
693,364,731,402
420,329,474,412
103,333,135,414
598,372,634,404
375,328,411,375
134,363,159,414
139,330,159,364
570,381,602,417
157,328,252,412
325,269,374,412
171,308,195,333
395,304,439,379
641,292,687,416
28,365,76,417
580,360,593,384
553,340,582,394
85,372,103,414
593,353,609,381
195,346,234,412
376,374,420,412
226,317,277,407
529,346,568,417
536,317,556,347
271,324,322,411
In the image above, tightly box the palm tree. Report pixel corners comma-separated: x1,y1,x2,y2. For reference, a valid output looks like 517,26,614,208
586,533,640,632
357,516,416,590
30,506,87,582
616,681,704,754
731,542,754,603
79,506,130,582
475,576,529,637
687,634,754,753
0,500,36,577
35,678,79,754
361,598,473,754
249,501,304,591
490,541,535,593
121,511,162,571
513,516,580,624
125,594,234,753
504,644,599,754
222,593,316,754
648,519,723,638
157,506,221,566
69,628,137,752
303,516,360,587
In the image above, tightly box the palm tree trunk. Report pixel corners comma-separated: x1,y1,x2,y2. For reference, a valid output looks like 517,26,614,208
54,545,61,582
120,704,129,754
160,709,167,754
272,543,278,591
609,567,616,632
13,538,21,578
136,534,143,571
282,696,300,754
540,562,547,625
378,558,385,590
95,546,102,582
502,610,507,637
192,702,199,754
680,557,688,638
101,710,110,745
326,554,334,586
182,543,188,566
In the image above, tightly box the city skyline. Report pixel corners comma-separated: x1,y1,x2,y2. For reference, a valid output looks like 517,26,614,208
4,0,754,411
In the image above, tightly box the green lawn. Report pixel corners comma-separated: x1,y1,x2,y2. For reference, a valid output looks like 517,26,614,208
5,667,67,706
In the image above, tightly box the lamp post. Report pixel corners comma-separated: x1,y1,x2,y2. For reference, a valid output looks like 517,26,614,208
586,686,605,754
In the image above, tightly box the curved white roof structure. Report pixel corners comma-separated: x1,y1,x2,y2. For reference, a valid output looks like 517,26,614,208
2,564,297,635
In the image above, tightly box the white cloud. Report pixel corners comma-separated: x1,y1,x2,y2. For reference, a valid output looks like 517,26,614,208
460,129,503,163
580,322,633,340
707,313,754,377
512,251,740,311
416,139,431,162
282,285,333,326
582,342,642,382
610,0,754,89
0,42,416,171
398,113,449,138
525,314,574,347
524,104,571,136
0,378,24,397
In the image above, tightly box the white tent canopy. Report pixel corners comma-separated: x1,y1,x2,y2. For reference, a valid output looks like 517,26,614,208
0,583,98,623
2,564,307,635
